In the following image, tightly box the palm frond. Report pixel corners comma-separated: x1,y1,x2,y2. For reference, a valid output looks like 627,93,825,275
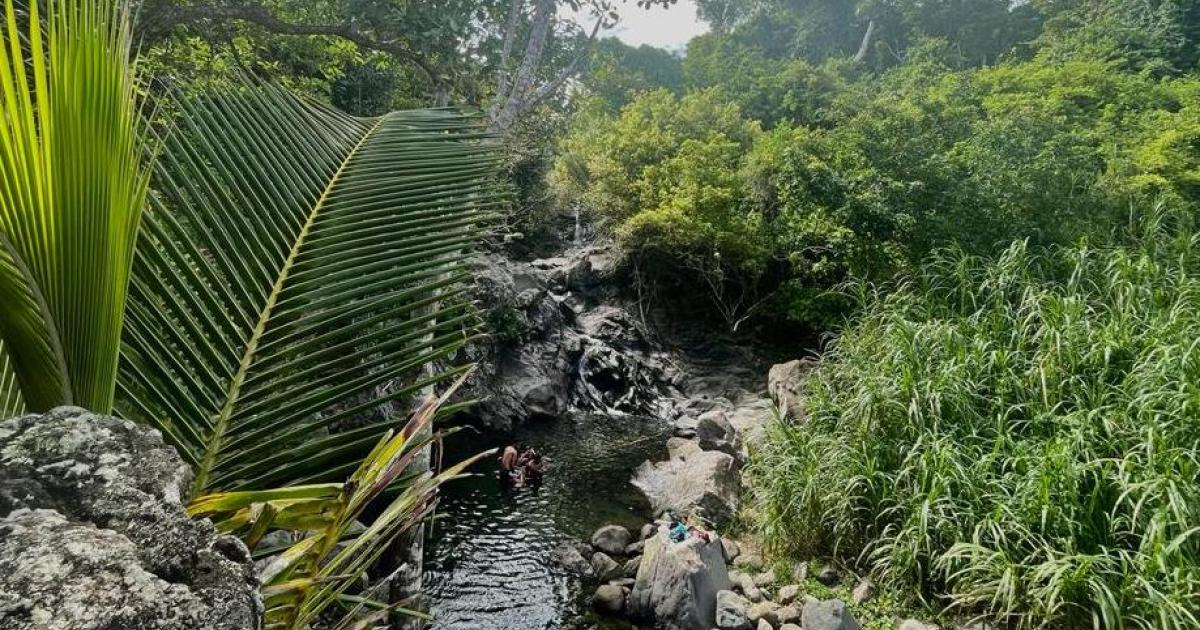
118,84,503,494
0,0,149,415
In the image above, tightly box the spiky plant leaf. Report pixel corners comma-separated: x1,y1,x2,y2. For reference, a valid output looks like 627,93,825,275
0,0,149,416
191,374,494,630
118,84,503,494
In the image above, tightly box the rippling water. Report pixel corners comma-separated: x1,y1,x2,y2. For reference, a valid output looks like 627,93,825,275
424,414,669,629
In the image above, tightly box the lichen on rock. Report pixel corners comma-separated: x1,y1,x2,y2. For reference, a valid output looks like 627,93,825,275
0,407,262,629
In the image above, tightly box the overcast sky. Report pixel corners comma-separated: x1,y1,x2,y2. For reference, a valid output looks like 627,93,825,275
567,0,709,52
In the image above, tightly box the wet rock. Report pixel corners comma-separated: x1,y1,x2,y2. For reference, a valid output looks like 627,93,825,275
626,540,646,555
767,359,816,422
715,590,752,630
777,604,801,624
749,601,781,626
673,427,698,439
632,449,739,528
592,551,623,582
696,410,740,457
721,537,740,562
777,584,800,605
628,528,731,629
816,566,840,586
801,598,862,630
458,247,674,429
733,553,764,572
852,578,877,604
592,524,632,555
552,543,593,577
592,584,626,615
609,577,636,588
0,408,261,630
623,556,642,578
899,621,939,630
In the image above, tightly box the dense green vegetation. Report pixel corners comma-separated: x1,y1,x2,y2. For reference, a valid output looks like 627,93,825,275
547,1,1200,626
753,217,1200,628
557,0,1200,330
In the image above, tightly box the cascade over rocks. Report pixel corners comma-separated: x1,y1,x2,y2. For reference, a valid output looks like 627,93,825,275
0,407,261,629
457,244,681,428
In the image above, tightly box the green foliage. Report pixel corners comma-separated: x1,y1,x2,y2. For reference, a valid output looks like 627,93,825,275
752,215,1200,628
120,88,502,494
0,0,151,414
190,375,493,629
684,34,855,128
1033,0,1200,74
584,37,684,112
551,89,775,326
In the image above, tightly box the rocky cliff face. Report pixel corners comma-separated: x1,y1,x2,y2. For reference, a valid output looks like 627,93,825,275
0,407,262,630
457,243,684,428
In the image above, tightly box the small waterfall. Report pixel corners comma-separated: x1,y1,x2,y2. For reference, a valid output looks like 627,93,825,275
573,205,582,244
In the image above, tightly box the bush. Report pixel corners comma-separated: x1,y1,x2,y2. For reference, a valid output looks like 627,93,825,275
752,214,1200,628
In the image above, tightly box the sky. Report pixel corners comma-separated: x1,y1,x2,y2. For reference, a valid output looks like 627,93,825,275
567,0,709,52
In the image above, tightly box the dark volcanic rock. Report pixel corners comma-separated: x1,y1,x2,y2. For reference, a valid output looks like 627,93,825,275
0,407,261,629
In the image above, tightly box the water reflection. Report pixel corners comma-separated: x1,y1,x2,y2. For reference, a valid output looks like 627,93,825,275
424,414,668,629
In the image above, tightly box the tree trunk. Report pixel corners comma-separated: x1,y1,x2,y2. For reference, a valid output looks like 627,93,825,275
853,19,876,62
489,0,555,134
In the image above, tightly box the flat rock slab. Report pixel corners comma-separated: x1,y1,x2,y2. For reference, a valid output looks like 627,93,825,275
631,449,739,527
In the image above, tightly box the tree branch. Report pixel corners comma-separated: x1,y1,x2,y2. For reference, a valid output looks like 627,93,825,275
493,0,525,105
525,15,603,110
136,2,440,85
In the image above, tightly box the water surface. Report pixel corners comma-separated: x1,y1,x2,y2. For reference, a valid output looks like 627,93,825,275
424,414,668,629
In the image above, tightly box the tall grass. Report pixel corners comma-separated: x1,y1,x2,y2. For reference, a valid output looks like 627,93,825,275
752,212,1200,628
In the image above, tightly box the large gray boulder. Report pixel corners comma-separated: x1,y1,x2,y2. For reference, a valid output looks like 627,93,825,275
628,528,731,629
0,407,261,629
631,449,740,527
696,409,741,458
591,524,632,555
801,598,862,630
715,589,752,630
767,359,816,422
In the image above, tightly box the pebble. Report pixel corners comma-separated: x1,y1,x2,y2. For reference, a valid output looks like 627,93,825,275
852,578,876,604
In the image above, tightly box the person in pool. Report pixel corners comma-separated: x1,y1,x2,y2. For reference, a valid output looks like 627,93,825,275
523,450,546,485
499,445,520,485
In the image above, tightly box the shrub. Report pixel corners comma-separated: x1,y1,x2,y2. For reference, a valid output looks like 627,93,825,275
752,213,1200,628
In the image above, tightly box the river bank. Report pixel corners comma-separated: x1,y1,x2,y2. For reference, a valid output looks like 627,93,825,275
430,234,956,630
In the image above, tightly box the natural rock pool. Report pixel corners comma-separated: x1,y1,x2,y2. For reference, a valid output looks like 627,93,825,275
424,413,670,629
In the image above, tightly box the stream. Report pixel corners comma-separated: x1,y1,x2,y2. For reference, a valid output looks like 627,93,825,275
423,413,671,629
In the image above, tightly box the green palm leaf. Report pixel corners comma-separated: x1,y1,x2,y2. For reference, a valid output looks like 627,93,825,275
118,84,503,495
1,337,23,417
0,0,149,416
